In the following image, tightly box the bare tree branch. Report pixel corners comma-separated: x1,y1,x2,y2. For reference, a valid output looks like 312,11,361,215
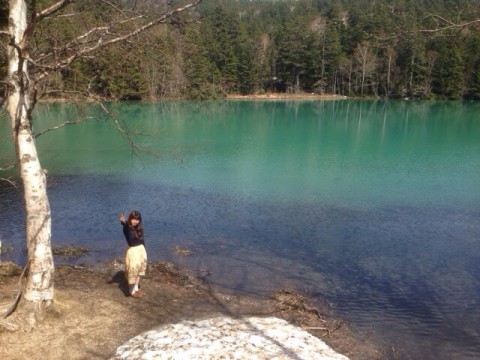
97,101,161,159
66,0,202,57
421,14,480,33
34,118,95,138
0,177,18,188
37,0,75,20
100,0,136,20
18,1,75,50
28,0,202,82
0,162,16,171
6,0,201,173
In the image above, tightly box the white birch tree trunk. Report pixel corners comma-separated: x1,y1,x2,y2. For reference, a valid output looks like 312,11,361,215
7,0,54,306
3,0,201,311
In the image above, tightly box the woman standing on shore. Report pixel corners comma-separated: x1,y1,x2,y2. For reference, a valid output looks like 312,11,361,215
119,210,147,298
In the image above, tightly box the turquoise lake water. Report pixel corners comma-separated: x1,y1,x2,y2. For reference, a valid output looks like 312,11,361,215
1,100,479,359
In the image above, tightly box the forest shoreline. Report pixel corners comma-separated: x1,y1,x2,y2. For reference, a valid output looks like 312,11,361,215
37,92,349,104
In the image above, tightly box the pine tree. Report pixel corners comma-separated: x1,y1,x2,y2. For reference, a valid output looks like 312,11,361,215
183,25,222,99
204,5,240,92
463,32,480,99
236,23,260,95
275,16,318,93
322,21,343,94
432,38,465,99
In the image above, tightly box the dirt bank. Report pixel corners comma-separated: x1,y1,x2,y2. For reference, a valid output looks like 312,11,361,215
0,261,382,360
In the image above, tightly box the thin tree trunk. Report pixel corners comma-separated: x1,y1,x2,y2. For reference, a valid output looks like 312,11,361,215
7,0,54,306
409,54,415,95
387,56,391,96
361,69,365,96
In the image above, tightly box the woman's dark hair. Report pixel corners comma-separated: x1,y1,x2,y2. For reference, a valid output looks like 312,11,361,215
128,210,143,238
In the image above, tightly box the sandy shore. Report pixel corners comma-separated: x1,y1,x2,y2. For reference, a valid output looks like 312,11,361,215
226,93,347,100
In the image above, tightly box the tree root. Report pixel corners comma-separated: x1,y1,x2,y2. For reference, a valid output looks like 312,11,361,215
3,260,29,319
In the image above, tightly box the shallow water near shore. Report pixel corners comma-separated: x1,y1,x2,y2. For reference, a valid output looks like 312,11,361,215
1,100,480,359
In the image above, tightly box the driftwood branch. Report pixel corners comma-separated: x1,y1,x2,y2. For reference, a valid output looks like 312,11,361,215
303,326,328,330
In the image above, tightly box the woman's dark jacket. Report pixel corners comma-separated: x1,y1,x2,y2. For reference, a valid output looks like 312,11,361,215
121,221,145,247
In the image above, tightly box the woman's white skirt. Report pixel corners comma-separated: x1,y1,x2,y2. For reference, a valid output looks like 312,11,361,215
125,245,147,285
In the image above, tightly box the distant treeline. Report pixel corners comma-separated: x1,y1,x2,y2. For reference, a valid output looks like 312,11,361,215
2,0,480,100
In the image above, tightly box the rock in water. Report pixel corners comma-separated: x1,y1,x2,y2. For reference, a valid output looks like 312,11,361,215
111,316,348,360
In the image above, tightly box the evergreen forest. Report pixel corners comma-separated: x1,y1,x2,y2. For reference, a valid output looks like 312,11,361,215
1,0,480,100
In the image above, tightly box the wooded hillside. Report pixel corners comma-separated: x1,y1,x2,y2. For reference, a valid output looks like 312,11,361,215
2,0,480,100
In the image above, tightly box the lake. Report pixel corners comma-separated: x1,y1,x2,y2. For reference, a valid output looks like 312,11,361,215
1,100,479,359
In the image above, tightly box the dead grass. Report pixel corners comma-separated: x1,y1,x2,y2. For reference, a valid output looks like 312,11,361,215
52,245,89,259
0,260,384,360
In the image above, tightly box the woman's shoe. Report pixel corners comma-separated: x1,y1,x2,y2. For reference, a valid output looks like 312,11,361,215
131,291,142,298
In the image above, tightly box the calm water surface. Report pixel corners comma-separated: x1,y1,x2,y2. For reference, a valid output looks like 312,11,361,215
1,100,479,359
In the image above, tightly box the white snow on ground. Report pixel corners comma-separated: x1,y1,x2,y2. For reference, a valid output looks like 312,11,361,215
111,316,349,360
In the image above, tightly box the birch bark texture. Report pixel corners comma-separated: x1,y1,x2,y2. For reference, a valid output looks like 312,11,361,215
6,0,54,305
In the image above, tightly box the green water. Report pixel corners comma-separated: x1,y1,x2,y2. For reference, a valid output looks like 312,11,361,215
9,100,478,207
1,100,480,359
